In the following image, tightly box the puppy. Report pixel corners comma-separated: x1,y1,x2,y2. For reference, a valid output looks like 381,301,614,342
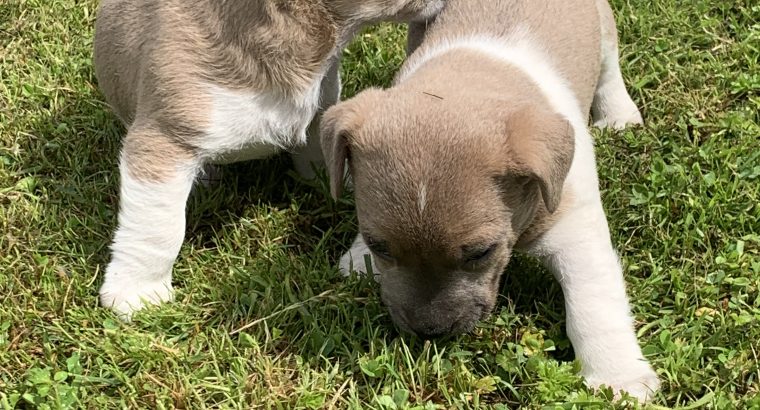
321,0,659,401
94,0,446,319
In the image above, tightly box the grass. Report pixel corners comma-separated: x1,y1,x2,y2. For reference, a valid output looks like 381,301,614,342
0,0,758,408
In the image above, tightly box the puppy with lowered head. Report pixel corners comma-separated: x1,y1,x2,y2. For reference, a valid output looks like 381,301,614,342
94,0,446,319
321,0,659,401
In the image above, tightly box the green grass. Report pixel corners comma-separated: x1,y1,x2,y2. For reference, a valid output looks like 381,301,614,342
1,0,759,408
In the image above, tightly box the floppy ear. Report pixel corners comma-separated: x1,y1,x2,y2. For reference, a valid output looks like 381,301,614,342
320,88,383,199
505,106,575,213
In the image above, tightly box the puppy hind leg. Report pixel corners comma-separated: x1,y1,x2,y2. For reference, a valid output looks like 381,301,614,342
591,0,643,130
528,203,660,402
292,59,341,179
100,125,200,320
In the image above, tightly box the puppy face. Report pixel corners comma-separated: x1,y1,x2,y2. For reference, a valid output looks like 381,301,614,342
322,89,574,338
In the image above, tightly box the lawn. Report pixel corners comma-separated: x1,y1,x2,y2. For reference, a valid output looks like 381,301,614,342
1,0,758,408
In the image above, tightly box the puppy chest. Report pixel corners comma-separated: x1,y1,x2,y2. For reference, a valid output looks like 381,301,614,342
200,82,322,164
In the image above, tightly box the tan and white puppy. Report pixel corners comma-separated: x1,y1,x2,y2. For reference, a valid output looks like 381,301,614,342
321,0,659,402
94,0,446,319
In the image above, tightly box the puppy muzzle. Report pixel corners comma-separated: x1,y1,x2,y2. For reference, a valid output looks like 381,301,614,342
386,300,491,339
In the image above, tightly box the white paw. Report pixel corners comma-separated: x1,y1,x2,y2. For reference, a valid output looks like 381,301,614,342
593,108,643,130
584,363,660,403
592,90,644,130
338,235,379,280
339,250,377,278
99,276,174,321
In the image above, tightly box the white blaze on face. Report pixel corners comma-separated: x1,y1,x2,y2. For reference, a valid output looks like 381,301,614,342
417,182,428,214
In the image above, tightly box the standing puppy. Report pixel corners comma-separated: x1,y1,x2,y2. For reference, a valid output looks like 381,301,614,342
94,0,445,319
321,0,659,401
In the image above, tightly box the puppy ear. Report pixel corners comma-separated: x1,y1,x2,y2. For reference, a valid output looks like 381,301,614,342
320,88,383,199
505,105,575,213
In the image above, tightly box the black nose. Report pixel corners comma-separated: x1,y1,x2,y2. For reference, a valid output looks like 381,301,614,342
409,321,456,339
415,329,450,339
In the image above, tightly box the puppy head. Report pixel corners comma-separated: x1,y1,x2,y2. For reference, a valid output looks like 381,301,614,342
322,89,574,338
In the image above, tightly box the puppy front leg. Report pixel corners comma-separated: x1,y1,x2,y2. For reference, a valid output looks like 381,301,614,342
528,204,660,402
100,125,199,320
292,59,341,178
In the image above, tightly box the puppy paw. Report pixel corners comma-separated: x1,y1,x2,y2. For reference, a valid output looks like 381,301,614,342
99,277,174,321
339,250,378,278
592,91,643,130
338,236,380,280
593,108,643,130
584,363,660,403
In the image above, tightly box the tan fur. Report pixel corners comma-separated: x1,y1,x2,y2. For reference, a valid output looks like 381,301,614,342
323,1,660,400
95,1,337,113
596,0,620,60
95,0,340,178
321,64,576,334
324,49,576,228
404,0,601,111
122,126,196,182
94,0,444,181
325,70,576,245
502,105,574,214
517,190,575,247
96,0,449,319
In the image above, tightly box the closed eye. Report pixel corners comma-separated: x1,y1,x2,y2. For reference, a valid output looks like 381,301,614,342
364,235,393,261
463,243,498,265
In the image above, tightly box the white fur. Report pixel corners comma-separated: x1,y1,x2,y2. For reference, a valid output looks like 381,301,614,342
340,235,377,280
399,32,603,203
417,182,427,214
200,69,327,164
100,3,448,321
103,65,336,320
100,155,199,320
347,30,659,401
